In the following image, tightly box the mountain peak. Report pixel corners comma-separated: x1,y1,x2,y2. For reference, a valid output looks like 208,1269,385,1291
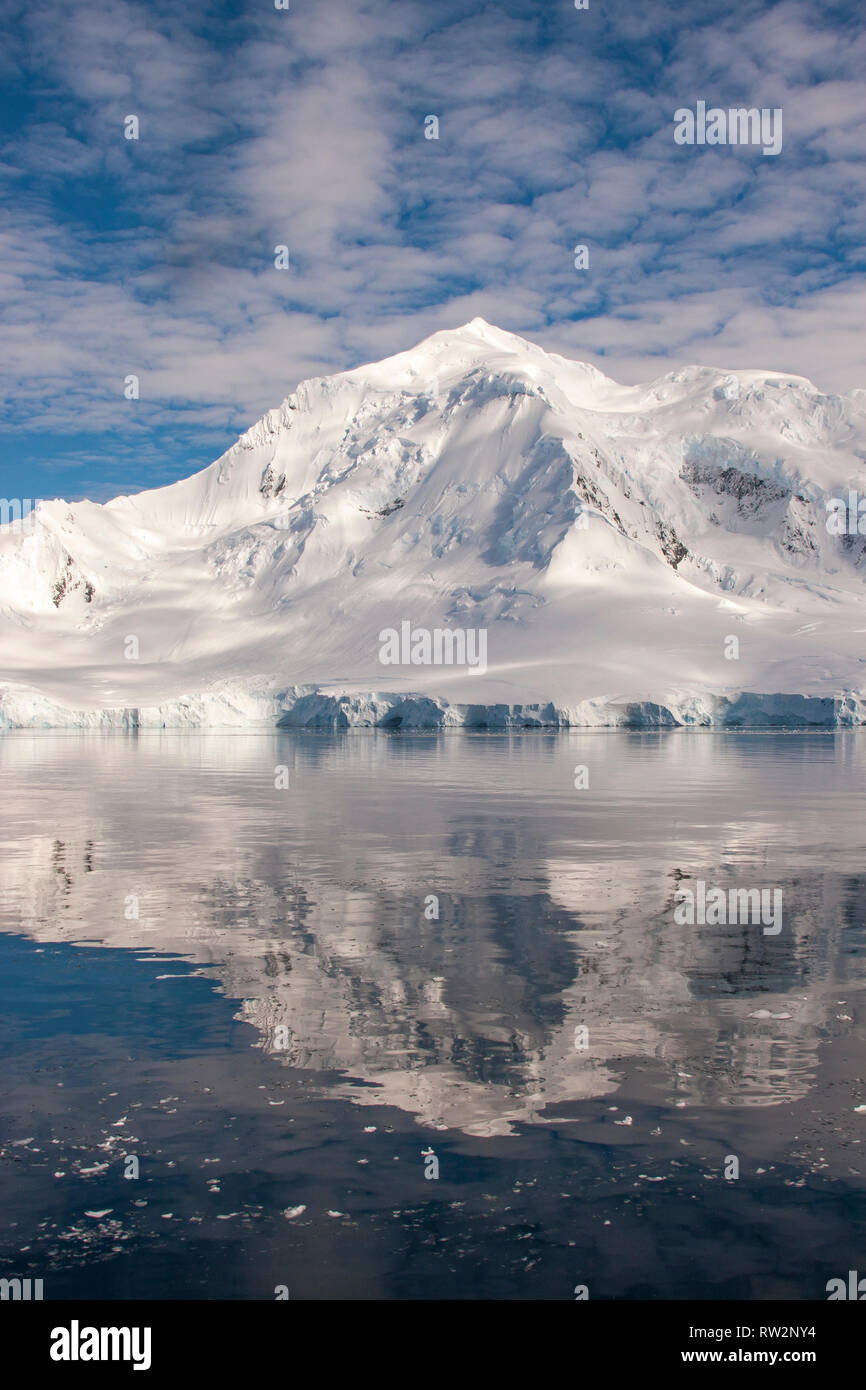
337,317,611,404
383,315,540,364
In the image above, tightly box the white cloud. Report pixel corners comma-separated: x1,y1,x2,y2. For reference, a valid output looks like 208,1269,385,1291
1,0,864,497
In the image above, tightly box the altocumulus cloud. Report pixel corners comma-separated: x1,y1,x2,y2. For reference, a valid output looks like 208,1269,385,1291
0,0,864,499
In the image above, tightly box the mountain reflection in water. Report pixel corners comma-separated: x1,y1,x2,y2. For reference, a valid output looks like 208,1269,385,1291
1,730,864,1300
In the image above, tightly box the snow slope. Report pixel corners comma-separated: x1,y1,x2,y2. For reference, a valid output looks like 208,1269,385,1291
2,317,866,728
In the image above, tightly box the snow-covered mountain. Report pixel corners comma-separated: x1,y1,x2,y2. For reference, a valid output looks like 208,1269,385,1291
2,317,866,728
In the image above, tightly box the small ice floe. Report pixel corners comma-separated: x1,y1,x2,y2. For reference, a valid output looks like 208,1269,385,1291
854,1105,866,1113
216,1213,239,1221
268,1101,285,1106
363,1126,376,1133
84,1210,112,1219
614,1116,633,1126
748,1009,791,1019
282,1205,306,1220
79,1163,109,1177
327,1210,344,1218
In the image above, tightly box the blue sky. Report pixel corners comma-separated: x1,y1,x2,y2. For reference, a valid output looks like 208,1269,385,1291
1,0,864,502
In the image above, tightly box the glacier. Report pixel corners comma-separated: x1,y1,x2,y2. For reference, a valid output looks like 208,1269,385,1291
1,317,866,730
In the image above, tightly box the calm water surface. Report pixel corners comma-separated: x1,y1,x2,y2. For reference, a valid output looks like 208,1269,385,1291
0,730,864,1299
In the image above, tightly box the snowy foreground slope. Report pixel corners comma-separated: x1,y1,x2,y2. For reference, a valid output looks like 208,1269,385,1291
2,318,866,729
